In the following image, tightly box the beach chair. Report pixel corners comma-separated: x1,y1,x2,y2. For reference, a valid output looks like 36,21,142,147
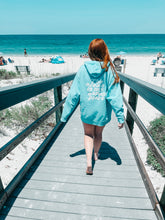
154,67,165,77
15,66,30,75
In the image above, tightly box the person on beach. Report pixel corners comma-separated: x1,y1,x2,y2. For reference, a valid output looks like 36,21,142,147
61,39,124,175
0,56,3,65
24,48,27,57
157,52,162,63
0,56,7,65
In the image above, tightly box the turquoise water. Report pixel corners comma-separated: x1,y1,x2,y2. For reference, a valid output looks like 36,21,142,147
0,34,165,56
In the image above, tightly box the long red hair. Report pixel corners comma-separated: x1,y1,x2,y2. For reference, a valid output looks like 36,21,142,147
88,38,119,83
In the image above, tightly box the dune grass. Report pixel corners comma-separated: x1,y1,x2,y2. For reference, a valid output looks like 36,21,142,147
0,69,18,79
147,115,165,176
0,94,55,137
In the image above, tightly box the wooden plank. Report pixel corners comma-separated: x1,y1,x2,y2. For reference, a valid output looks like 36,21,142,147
2,199,157,220
16,179,148,198
41,153,137,166
31,152,137,165
29,164,142,179
8,189,152,210
25,171,144,188
32,160,139,171
0,215,34,220
42,152,135,161
40,147,136,158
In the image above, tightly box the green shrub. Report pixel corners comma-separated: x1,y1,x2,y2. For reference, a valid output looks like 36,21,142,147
0,94,54,131
0,69,17,79
51,73,60,77
147,115,165,176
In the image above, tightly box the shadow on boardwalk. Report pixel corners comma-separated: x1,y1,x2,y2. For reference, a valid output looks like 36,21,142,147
70,141,122,169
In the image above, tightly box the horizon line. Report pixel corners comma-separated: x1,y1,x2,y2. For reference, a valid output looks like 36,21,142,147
0,33,165,36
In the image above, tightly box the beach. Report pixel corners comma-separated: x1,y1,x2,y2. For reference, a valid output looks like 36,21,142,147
0,54,164,199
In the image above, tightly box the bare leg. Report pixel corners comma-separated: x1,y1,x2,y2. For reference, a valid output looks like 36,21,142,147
83,122,94,168
94,125,105,160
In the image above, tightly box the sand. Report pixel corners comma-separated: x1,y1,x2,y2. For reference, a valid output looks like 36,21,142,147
0,54,164,199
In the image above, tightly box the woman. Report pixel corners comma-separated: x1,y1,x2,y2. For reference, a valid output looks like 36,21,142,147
157,52,162,63
61,39,124,175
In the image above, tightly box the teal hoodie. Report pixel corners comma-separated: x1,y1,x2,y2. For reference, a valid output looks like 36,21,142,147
61,61,124,126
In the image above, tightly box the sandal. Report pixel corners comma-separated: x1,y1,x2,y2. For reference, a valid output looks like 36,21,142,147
86,166,93,175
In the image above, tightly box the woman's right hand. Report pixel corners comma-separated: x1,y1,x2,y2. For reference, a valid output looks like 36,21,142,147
118,123,124,129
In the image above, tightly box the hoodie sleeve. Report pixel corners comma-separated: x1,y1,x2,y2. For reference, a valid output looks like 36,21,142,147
106,75,124,124
61,72,80,122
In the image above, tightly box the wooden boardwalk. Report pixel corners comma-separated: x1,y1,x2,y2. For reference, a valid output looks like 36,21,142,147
1,108,157,220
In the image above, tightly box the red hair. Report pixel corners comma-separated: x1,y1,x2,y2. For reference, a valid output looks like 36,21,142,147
88,38,119,83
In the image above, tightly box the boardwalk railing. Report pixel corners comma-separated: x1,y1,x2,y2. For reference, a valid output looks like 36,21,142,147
0,72,165,219
0,73,76,210
119,72,165,218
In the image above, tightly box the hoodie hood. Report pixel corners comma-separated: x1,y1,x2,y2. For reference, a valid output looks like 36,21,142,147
84,61,105,78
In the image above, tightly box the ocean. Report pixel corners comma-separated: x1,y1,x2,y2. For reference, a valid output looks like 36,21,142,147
0,34,165,56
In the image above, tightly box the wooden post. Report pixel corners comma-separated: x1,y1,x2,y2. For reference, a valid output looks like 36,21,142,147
123,59,127,74
0,177,5,210
126,88,138,135
120,81,124,94
54,86,62,124
0,177,4,193
160,185,165,212
119,59,126,94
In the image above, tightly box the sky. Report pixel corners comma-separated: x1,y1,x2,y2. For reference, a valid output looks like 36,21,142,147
1,0,165,34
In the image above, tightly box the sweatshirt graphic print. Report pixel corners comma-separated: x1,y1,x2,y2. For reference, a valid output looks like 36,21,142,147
86,80,105,101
